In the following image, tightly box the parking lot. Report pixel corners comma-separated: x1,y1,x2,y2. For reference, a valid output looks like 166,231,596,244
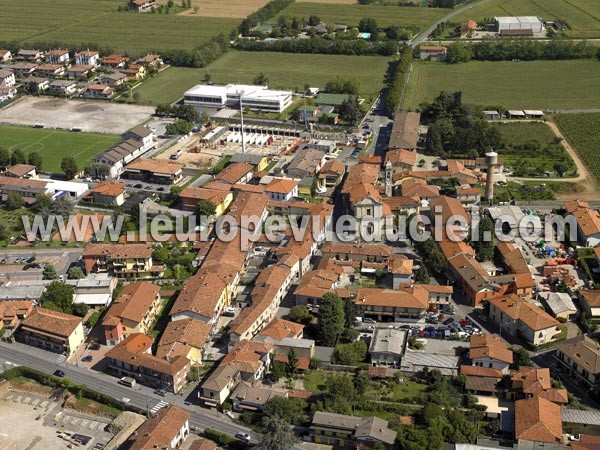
0,97,154,134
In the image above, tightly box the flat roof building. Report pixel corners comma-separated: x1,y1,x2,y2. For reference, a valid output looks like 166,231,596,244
184,83,293,113
495,16,543,33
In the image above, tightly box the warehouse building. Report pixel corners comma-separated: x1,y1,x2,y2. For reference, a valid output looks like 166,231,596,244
494,16,543,33
183,83,293,113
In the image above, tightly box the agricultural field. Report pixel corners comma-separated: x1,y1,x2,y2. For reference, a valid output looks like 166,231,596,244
175,0,269,18
451,0,600,38
0,125,120,173
275,2,449,29
494,122,556,147
0,0,239,54
403,60,600,110
135,67,207,105
205,51,390,97
554,113,600,182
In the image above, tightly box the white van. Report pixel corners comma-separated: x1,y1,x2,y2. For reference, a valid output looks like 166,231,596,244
119,376,136,387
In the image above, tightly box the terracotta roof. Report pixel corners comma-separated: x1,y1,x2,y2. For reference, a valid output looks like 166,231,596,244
389,254,413,275
401,179,439,198
565,200,600,237
102,281,159,327
187,438,217,450
460,365,502,378
220,340,272,375
539,388,569,404
319,159,345,176
21,307,82,338
156,318,211,360
180,187,231,205
214,162,253,184
389,111,420,150
469,333,513,364
266,178,299,194
341,163,379,200
126,158,183,175
581,290,600,308
420,45,447,51
274,353,310,371
355,286,429,310
429,195,470,225
258,318,303,341
556,334,600,375
511,366,552,394
0,175,47,190
515,396,562,443
322,243,392,258
465,376,497,393
490,296,560,332
128,404,190,450
5,164,36,177
91,182,125,197
456,186,481,196
170,271,227,320
385,149,417,167
83,243,153,259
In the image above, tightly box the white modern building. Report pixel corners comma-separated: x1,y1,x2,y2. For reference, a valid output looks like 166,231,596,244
495,16,543,33
184,83,293,113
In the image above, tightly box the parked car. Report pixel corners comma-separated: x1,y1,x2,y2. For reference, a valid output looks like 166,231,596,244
154,389,167,397
81,355,93,362
235,432,251,442
443,318,454,326
53,370,65,377
459,318,471,326
362,318,376,324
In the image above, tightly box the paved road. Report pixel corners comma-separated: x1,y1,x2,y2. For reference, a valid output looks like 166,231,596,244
0,248,82,279
410,0,493,47
0,340,259,443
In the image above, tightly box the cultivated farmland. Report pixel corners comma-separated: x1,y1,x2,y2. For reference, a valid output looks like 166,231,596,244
452,0,600,38
275,3,449,29
175,0,270,18
0,125,120,173
403,60,600,110
0,0,239,55
554,113,600,182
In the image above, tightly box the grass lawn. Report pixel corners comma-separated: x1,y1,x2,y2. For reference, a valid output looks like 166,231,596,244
391,380,428,401
554,113,600,182
403,60,600,110
276,2,450,29
494,122,557,147
303,370,346,393
0,125,120,173
135,67,206,105
0,0,239,55
206,51,390,97
451,0,600,38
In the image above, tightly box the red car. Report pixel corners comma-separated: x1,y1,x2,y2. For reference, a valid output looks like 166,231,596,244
459,318,471,326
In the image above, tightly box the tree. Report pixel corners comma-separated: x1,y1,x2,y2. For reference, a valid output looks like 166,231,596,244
42,264,58,280
472,216,494,262
414,264,430,284
510,347,532,369
195,199,216,217
353,372,370,395
253,72,269,86
132,92,141,103
10,149,26,165
41,281,74,313
343,298,356,329
325,373,355,401
0,223,8,241
0,148,9,168
333,340,367,365
27,152,43,169
68,267,85,279
61,156,79,179
72,302,89,317
271,360,286,381
339,95,361,125
288,305,312,324
286,348,298,377
52,196,74,218
316,292,345,346
307,15,320,26
264,396,307,424
553,162,569,177
5,192,24,211
255,416,296,450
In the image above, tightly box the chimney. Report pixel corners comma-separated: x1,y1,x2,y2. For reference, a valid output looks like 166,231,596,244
485,151,498,203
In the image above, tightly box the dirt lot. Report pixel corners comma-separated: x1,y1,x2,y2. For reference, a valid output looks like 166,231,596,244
171,0,269,18
0,97,154,134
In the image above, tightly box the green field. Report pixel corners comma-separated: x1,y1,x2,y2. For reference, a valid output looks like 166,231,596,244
494,122,556,146
0,0,239,54
0,126,120,173
276,2,449,29
452,0,600,38
136,53,390,104
555,113,600,182
403,60,600,110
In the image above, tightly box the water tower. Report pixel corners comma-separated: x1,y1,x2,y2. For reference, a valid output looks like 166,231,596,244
485,151,498,202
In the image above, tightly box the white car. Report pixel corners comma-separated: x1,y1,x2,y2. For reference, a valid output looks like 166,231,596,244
235,432,251,442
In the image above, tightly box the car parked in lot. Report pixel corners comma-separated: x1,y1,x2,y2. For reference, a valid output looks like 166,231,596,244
362,318,376,324
443,318,454,326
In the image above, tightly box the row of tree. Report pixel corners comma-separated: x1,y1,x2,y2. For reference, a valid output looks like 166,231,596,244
239,0,295,36
445,38,600,64
0,148,42,170
154,104,199,122
384,44,413,115
160,32,231,68
235,37,398,56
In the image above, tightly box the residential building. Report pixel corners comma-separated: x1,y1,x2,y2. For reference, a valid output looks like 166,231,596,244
214,162,254,185
460,365,501,396
469,333,513,373
0,300,33,336
35,63,65,77
0,176,49,204
309,412,397,449
565,200,600,247
93,126,155,178
123,158,183,185
265,178,299,201
538,291,577,320
562,410,600,438
21,76,49,93
67,64,94,80
45,49,70,64
135,54,163,69
509,366,568,404
460,20,477,37
11,62,38,77
179,187,233,216
369,328,407,367
75,50,100,66
16,49,42,62
123,63,146,80
294,268,349,307
287,149,324,179
555,334,600,390
19,307,84,357
580,290,600,323
400,352,460,376
515,396,562,444
0,70,15,87
256,317,304,342
82,84,113,99
82,243,163,279
4,164,37,179
230,382,287,412
101,54,128,68
70,273,117,307
455,186,481,205
488,296,561,346
384,148,417,172
48,79,78,96
318,160,345,188
125,404,189,450
419,45,448,61
183,83,293,113
0,50,12,62
129,0,157,11
88,182,126,206
105,333,190,393
388,112,420,150
156,318,212,365
0,86,16,102
101,71,127,87
230,153,268,172
101,281,161,345
355,286,429,321
199,365,240,407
